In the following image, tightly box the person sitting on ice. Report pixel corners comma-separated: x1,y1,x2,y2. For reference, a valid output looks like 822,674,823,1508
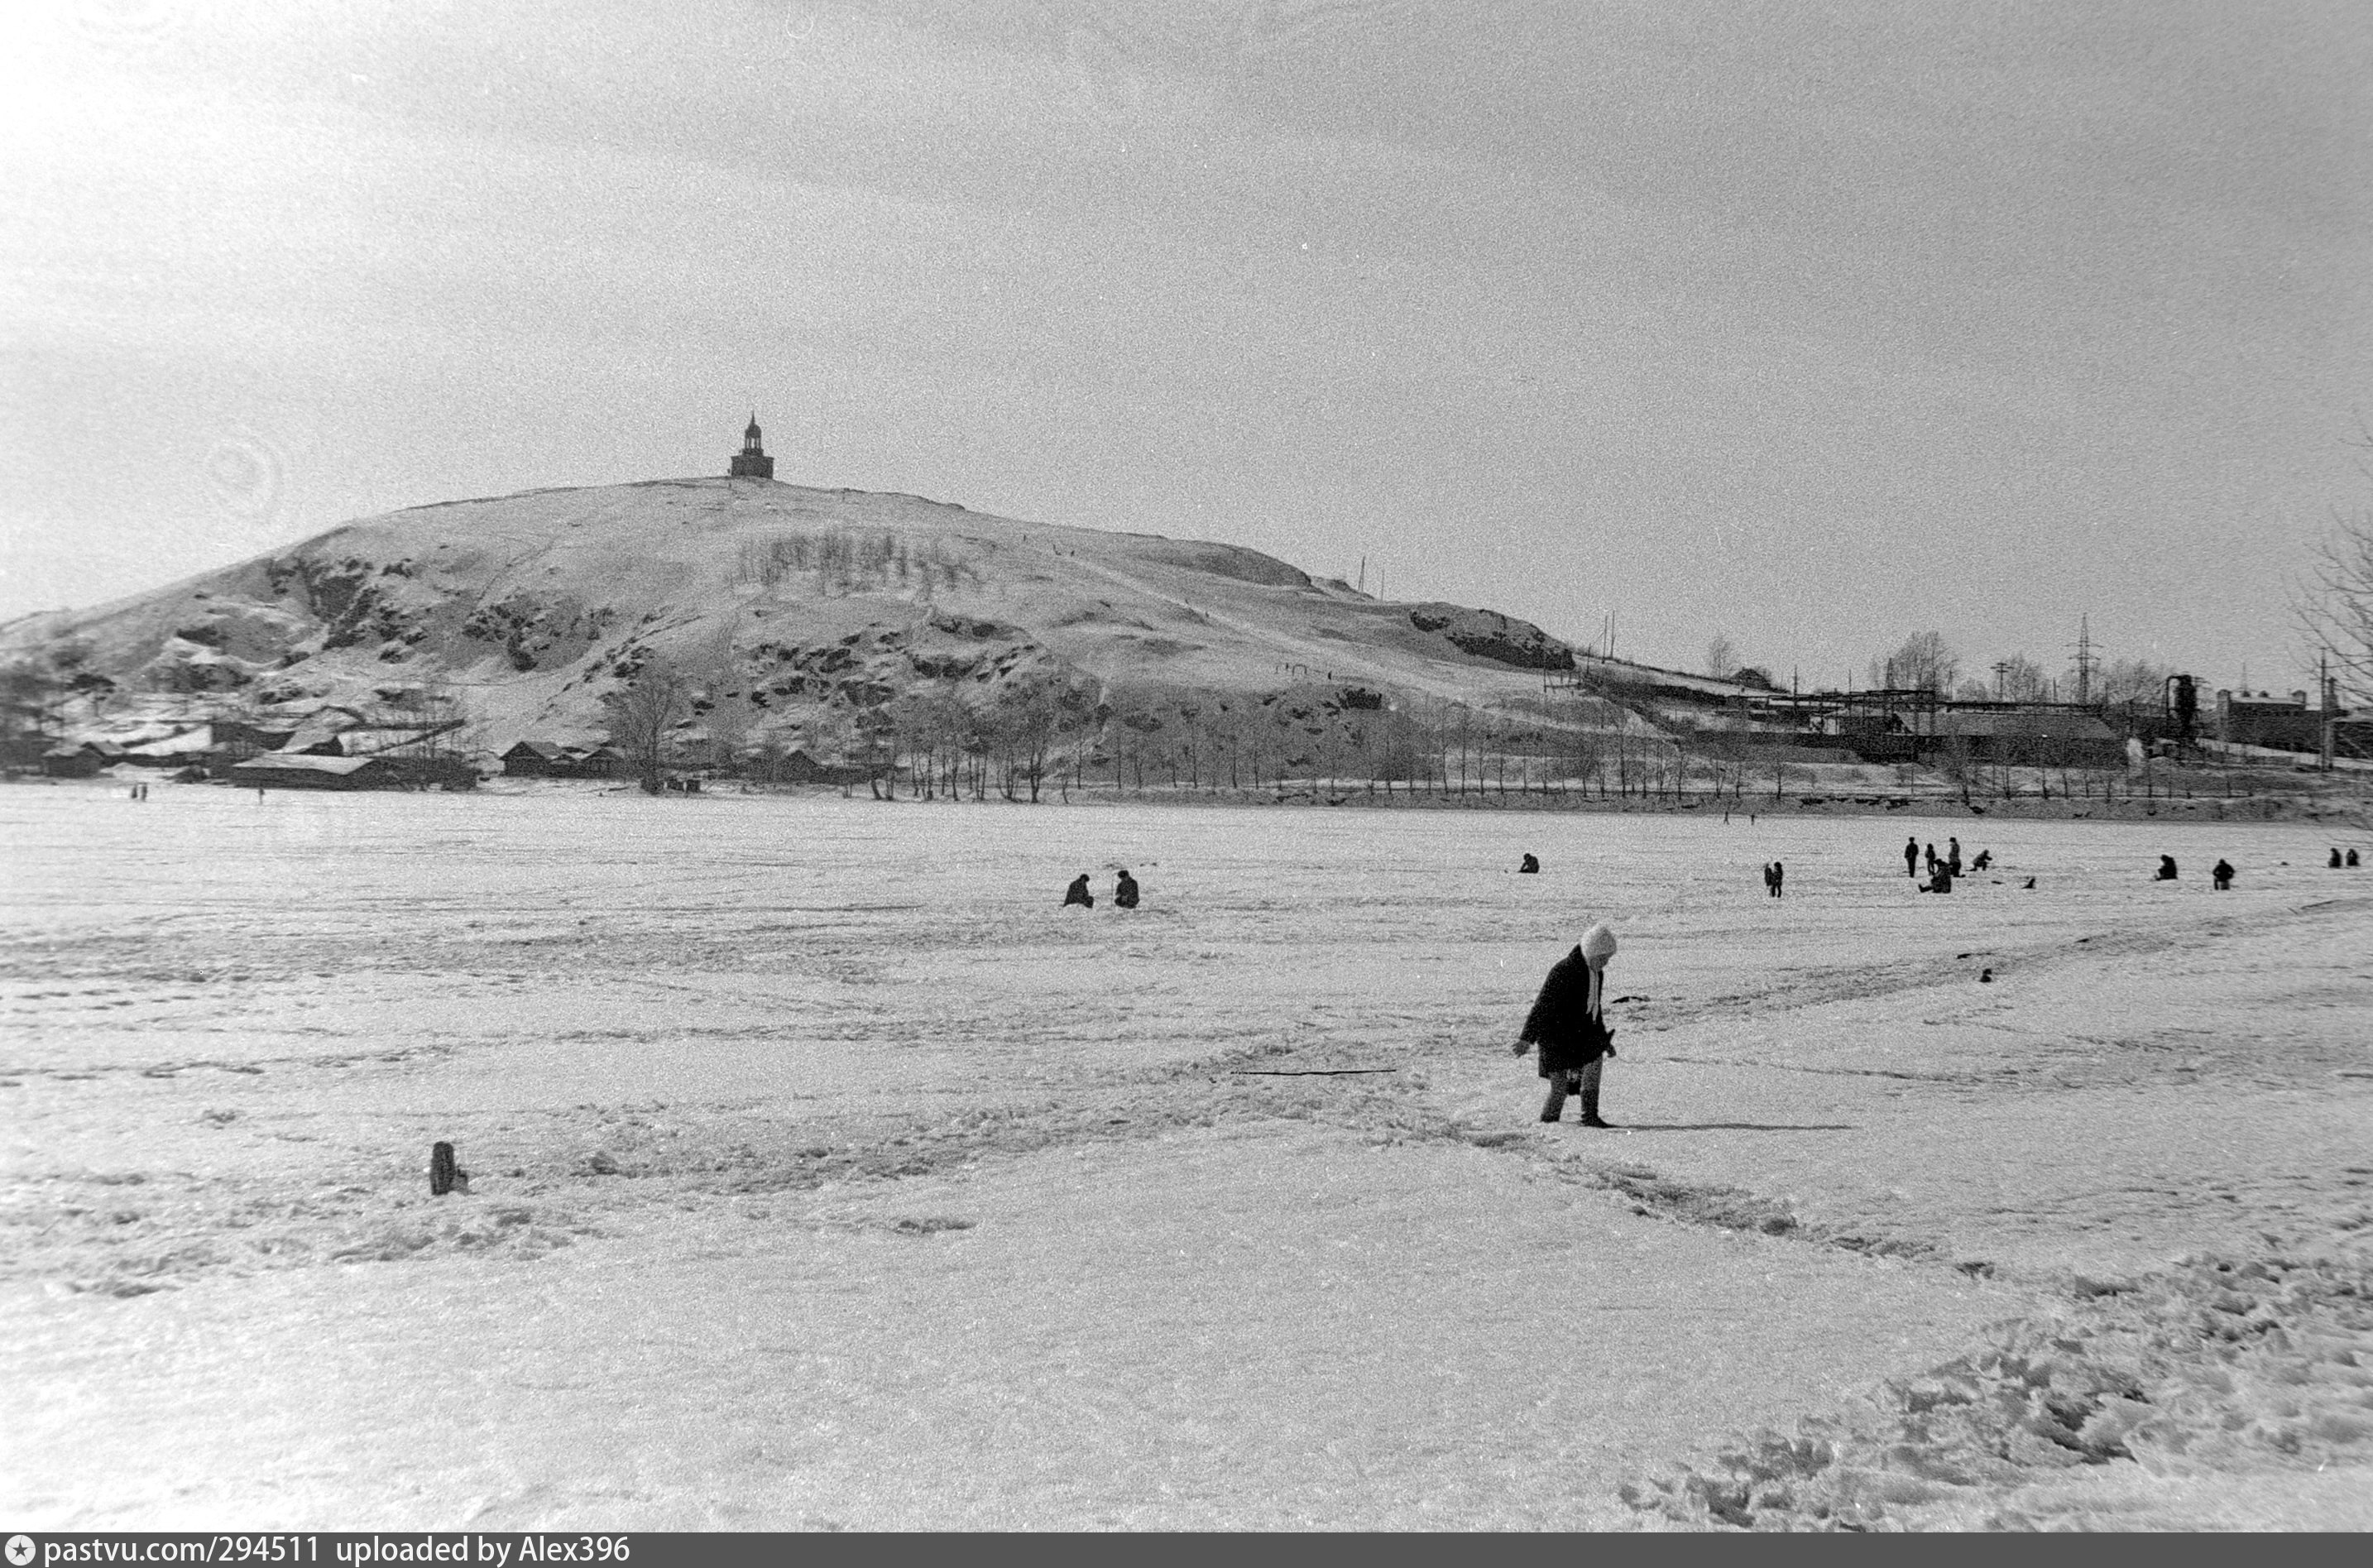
2155,855,2179,881
2212,859,2236,890
1063,873,1095,909
2331,848,2345,868
1519,852,1540,874
1924,866,1954,893
2351,849,2363,868
1970,849,1992,871
1513,923,1619,1127
1114,869,1140,909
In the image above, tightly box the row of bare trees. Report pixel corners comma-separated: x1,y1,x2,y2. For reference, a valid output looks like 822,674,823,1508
599,645,1863,803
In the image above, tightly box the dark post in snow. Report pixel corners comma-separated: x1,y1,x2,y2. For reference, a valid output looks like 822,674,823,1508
429,1140,458,1196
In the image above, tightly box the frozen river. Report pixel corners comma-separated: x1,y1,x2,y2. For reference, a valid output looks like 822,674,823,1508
4,782,2370,1528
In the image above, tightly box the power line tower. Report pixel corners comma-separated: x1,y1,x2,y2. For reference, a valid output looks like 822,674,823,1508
2069,615,2098,705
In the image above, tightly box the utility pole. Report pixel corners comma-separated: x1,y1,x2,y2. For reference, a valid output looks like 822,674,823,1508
2069,615,2097,705
2323,654,2337,772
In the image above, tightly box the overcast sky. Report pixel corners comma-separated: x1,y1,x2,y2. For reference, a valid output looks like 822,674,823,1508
4,1,2369,691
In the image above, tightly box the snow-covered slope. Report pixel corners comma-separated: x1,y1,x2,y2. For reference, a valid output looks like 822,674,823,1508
4,477,1600,750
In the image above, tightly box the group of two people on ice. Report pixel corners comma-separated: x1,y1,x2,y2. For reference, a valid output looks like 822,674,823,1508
1062,870,1139,909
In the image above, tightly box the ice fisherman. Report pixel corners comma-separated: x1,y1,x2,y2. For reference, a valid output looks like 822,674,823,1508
1763,861,1785,898
1904,837,1920,878
2155,856,2179,882
1114,869,1141,909
2332,848,2346,869
1519,852,1541,875
1971,849,1992,871
1513,922,1619,1128
2352,850,2363,868
2212,859,2236,891
1063,873,1095,908
1947,837,1963,876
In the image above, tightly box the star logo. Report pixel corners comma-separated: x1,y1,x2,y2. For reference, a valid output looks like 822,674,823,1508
6,1535,36,1567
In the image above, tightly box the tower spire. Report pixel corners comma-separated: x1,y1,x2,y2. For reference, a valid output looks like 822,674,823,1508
730,413,774,479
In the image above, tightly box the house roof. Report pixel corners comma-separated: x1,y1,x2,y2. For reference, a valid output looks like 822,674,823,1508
505,740,568,759
231,753,376,776
122,726,218,757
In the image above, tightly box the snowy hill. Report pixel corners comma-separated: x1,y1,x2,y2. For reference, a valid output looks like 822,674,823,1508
2,477,1627,756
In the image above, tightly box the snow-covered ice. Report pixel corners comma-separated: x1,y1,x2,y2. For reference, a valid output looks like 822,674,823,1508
2,782,2368,1528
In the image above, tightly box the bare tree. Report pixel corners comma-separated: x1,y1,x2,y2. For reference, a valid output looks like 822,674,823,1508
1988,653,2050,702
602,655,693,794
2093,655,2174,712
2298,503,2373,708
1706,632,1740,681
1870,631,1959,694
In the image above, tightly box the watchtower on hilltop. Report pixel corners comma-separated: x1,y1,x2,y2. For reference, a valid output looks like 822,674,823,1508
729,414,774,480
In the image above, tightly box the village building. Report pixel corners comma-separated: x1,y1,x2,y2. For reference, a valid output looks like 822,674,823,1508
755,747,871,787
231,753,477,791
1919,709,2125,769
728,415,774,480
41,740,127,777
500,741,623,779
2214,688,2347,752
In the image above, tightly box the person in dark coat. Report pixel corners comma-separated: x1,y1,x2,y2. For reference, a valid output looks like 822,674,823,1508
2332,848,2347,868
1946,837,1963,876
1971,849,1992,871
1925,843,1939,878
1764,861,1785,898
1063,873,1095,908
1904,837,1920,878
1513,923,1618,1127
2155,856,2179,881
1519,852,1540,874
1114,869,1140,909
2212,859,2235,890
2351,849,2363,868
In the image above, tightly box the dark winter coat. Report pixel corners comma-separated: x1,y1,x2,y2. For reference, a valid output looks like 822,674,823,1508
1064,875,1095,908
1114,873,1140,909
1519,946,1614,1077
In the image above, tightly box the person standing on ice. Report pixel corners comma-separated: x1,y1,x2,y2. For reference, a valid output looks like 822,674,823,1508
1947,837,1963,876
1904,837,1919,878
1063,873,1095,908
1513,923,1619,1128
2212,859,2235,890
1766,860,1785,898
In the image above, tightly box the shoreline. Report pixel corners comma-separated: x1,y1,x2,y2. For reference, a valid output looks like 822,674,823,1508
14,769,2371,830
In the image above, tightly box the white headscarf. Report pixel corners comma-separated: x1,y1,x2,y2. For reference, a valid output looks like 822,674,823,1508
1579,923,1617,1017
